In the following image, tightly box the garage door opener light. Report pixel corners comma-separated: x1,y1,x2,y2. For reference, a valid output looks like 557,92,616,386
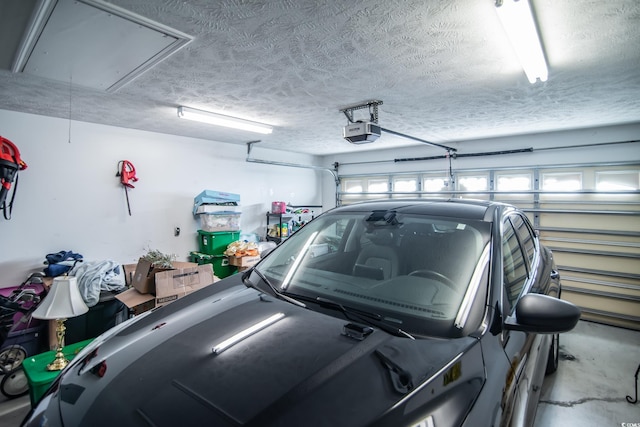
178,106,273,134
495,0,548,84
212,312,285,354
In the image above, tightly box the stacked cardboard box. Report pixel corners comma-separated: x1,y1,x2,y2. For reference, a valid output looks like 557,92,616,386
228,255,261,272
116,259,216,315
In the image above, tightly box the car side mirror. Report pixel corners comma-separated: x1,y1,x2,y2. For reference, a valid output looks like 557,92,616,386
505,294,581,334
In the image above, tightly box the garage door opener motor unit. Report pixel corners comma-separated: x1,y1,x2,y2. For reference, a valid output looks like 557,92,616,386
343,121,381,144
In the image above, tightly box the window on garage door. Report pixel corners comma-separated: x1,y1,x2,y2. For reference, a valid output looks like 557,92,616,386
423,175,449,193
393,176,417,196
341,177,389,203
542,171,583,191
595,170,640,191
458,174,489,200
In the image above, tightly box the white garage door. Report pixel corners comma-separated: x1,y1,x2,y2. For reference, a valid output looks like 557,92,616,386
338,163,640,330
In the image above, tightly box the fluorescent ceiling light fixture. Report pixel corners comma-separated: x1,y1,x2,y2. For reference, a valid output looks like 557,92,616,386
212,312,285,354
178,106,273,134
495,0,548,84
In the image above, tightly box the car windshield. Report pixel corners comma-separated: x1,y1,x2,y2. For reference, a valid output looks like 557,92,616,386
255,209,492,337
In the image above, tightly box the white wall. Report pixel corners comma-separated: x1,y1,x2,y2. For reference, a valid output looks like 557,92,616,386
320,123,640,208
0,110,322,286
3,111,637,286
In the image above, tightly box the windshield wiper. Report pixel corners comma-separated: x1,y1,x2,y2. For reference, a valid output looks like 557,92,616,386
293,295,414,339
316,296,383,320
242,268,306,308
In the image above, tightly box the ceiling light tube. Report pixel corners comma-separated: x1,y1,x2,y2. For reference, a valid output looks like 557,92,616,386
495,0,548,84
212,312,285,354
178,106,273,134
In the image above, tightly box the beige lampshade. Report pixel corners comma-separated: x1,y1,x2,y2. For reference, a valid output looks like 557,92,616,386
32,276,89,320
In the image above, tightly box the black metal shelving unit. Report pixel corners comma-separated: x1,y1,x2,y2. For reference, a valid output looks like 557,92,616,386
265,205,322,244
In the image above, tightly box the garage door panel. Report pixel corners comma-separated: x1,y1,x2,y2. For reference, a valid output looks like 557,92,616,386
537,166,639,329
562,291,640,330
540,231,640,246
553,252,639,276
543,240,640,256
562,277,640,299
563,291,640,315
339,164,640,329
578,312,640,330
539,213,640,231
562,271,640,288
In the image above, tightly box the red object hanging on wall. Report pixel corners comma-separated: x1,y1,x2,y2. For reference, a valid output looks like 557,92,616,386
0,136,28,220
116,160,138,215
119,160,137,188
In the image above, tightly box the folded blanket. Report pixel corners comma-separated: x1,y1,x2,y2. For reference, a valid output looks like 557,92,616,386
70,260,126,307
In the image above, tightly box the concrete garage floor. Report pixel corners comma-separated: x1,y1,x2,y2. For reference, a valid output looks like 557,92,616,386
534,320,640,427
0,320,638,426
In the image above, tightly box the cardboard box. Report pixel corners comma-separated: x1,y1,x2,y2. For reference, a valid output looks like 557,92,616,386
228,255,260,268
115,288,156,316
154,264,215,307
122,263,138,287
131,260,198,294
117,264,217,315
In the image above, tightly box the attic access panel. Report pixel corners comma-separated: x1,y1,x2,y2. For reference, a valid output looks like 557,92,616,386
19,0,192,92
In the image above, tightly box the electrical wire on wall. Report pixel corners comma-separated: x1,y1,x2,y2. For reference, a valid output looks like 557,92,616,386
628,363,639,404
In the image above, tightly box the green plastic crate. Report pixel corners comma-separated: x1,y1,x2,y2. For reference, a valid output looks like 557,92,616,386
197,230,240,255
189,251,237,279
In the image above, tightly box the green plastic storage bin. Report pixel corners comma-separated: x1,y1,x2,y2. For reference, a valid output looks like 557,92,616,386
22,338,94,407
189,251,237,279
197,230,240,255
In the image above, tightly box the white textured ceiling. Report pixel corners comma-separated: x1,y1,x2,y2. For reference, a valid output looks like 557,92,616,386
0,0,639,156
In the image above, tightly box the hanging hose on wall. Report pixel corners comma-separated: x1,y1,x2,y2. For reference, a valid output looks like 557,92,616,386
0,136,28,220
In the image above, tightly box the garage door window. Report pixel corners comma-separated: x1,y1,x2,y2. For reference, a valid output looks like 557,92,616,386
423,176,449,192
343,179,363,194
368,179,389,194
496,173,531,192
393,176,417,192
542,172,582,191
459,176,488,192
595,170,640,191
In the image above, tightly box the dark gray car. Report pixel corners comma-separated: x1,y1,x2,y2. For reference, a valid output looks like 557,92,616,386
23,199,580,427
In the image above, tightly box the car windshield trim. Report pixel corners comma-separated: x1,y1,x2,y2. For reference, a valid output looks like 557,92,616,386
455,243,490,329
281,230,319,290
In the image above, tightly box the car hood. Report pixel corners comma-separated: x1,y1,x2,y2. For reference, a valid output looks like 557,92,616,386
54,281,481,427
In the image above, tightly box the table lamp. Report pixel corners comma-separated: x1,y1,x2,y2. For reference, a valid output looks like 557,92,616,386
32,276,89,371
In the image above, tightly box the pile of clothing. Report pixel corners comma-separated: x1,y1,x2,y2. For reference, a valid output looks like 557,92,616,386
44,250,126,307
43,250,83,277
